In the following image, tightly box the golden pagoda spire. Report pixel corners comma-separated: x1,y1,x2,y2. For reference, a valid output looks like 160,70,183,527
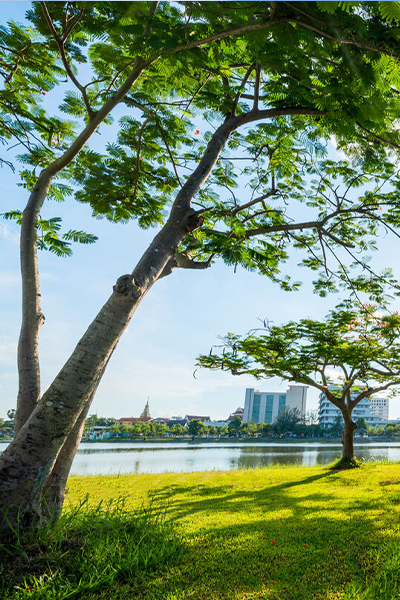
140,398,151,419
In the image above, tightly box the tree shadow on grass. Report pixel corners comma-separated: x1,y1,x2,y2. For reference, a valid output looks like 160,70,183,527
130,468,400,600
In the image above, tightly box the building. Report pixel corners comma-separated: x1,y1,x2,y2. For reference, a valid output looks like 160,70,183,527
116,416,152,425
370,397,389,421
140,400,151,419
203,420,229,428
151,417,170,424
88,426,112,440
318,386,382,428
117,401,153,426
185,415,211,422
243,385,307,424
167,418,188,428
227,407,244,421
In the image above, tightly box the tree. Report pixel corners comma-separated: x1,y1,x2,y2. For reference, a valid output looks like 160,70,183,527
198,302,400,465
329,415,344,438
228,416,242,436
6,409,15,422
150,422,168,437
258,423,273,438
84,414,115,432
219,426,229,437
108,423,121,438
356,417,369,431
206,424,216,437
120,424,134,438
384,423,400,438
171,423,186,437
273,407,301,434
4,1,400,531
188,419,206,437
241,422,258,437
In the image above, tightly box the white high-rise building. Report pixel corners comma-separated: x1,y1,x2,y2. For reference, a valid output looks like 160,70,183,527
370,397,389,421
318,386,383,428
243,385,307,424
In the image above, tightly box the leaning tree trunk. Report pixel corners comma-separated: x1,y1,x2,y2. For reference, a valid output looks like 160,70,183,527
0,117,235,535
42,401,91,521
341,411,357,460
42,358,113,520
0,219,175,533
0,103,311,535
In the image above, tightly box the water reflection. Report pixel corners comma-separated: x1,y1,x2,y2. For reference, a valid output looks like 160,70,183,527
70,441,400,475
2,441,400,475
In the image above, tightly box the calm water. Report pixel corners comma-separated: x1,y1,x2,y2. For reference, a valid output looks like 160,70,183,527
2,441,400,475
69,441,400,475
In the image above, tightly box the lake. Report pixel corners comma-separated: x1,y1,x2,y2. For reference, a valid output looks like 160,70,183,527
2,440,400,475
70,441,400,475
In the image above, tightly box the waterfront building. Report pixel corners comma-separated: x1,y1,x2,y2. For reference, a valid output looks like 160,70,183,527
167,418,188,428
227,407,244,421
370,397,389,421
318,386,382,428
243,385,307,424
185,415,211,422
88,426,112,440
203,420,229,428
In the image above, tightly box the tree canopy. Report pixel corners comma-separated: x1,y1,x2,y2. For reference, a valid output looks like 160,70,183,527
3,1,400,284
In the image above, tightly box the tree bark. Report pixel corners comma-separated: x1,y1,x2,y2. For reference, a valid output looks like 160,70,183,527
42,401,91,521
0,109,234,534
341,411,357,460
15,172,53,435
0,149,226,532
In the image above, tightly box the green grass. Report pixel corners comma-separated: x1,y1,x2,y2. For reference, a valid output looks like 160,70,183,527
0,497,183,599
3,463,400,598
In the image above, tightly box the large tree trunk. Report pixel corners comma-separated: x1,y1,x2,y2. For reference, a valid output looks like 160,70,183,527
341,411,357,460
42,402,91,522
1,103,303,535
0,118,231,534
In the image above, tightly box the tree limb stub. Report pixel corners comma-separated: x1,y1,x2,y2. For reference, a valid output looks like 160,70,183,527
113,274,142,298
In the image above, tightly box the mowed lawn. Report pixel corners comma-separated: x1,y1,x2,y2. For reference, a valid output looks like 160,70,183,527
63,464,400,600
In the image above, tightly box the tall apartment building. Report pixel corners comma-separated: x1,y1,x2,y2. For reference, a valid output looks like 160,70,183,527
369,397,389,421
318,386,385,428
243,385,307,424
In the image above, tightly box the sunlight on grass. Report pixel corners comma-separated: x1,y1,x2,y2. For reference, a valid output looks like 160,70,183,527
3,464,400,599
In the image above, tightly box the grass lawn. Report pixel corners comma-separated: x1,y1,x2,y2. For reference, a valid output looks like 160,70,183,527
3,464,400,599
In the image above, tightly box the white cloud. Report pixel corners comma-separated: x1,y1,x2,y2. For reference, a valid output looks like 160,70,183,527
0,222,19,243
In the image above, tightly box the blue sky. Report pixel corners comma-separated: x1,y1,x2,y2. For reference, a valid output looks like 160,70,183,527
1,2,400,422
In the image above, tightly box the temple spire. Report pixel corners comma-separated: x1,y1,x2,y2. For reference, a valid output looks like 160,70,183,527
140,398,151,418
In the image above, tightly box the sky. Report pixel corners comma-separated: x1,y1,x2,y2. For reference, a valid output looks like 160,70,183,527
2,2,400,422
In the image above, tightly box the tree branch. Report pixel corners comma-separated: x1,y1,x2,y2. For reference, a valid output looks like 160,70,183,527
40,2,93,117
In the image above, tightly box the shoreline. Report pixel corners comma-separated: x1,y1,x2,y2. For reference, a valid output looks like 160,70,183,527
77,436,395,444
1,436,397,445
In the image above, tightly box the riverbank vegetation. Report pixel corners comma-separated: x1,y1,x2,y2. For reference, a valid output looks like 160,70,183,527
2,463,400,599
